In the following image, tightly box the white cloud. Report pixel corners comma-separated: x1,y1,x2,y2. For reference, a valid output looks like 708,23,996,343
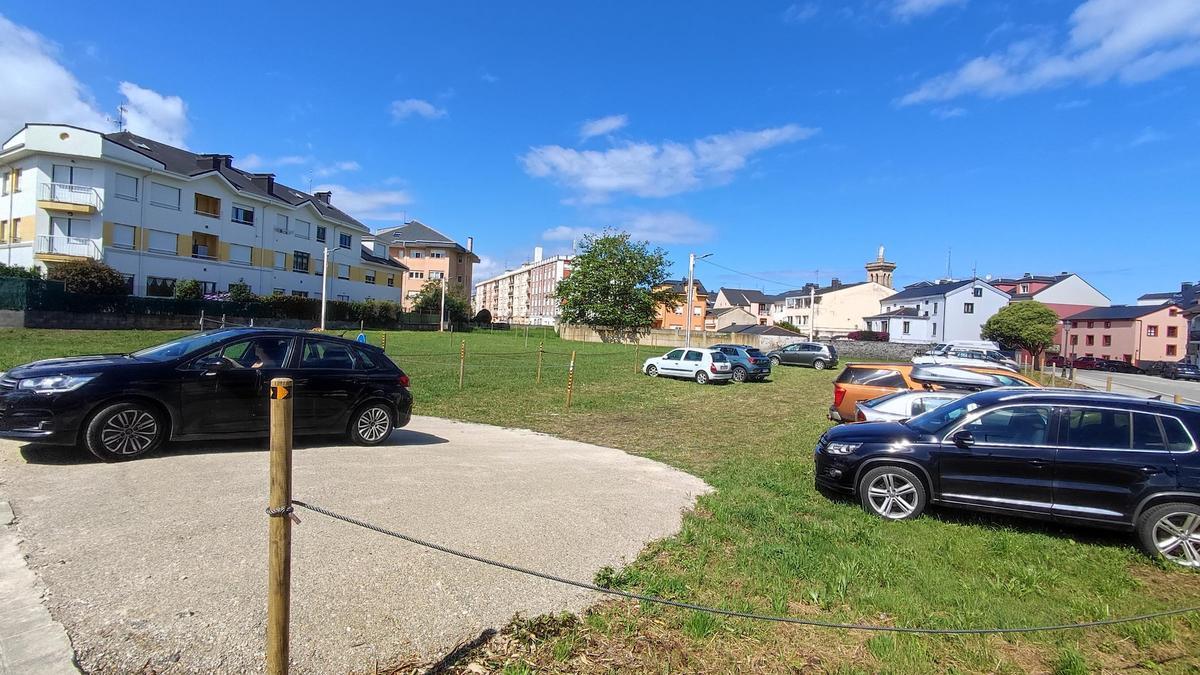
932,106,967,119
481,72,500,84
474,255,504,280
118,81,189,147
892,0,966,20
522,124,817,203
783,3,819,23
1055,98,1091,110
1129,126,1168,147
313,183,413,222
239,154,312,171
900,0,1200,105
314,160,361,178
542,211,714,245
579,114,628,141
0,13,110,136
389,98,447,121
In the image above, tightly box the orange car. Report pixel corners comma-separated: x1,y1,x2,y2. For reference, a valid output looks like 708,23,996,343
828,363,1039,423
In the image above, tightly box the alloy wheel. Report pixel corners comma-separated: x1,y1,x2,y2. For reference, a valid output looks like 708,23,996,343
357,407,392,443
866,473,919,519
1152,512,1200,567
695,371,709,384
732,367,746,382
101,410,158,455
647,365,658,377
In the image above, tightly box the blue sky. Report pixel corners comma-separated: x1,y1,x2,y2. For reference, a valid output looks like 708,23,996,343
3,1,1198,303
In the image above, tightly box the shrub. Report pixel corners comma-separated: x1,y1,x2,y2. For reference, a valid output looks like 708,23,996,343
0,263,41,280
174,279,203,300
473,308,493,324
227,279,255,303
775,320,803,334
46,259,129,295
847,330,889,342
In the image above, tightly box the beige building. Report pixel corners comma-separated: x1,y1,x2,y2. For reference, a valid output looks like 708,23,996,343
473,247,572,325
365,220,479,310
772,250,898,338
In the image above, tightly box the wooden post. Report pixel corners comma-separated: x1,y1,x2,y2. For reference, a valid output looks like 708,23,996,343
221,313,227,328
1050,372,1057,388
1174,394,1184,405
525,324,529,349
634,342,640,373
381,333,387,351
458,340,466,390
536,342,544,384
565,350,576,410
199,309,205,330
266,377,294,675
1106,375,1113,392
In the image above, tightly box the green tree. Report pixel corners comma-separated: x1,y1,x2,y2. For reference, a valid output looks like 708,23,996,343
174,279,203,300
554,231,675,337
412,279,471,322
0,263,41,280
46,260,129,295
227,279,255,303
981,300,1060,367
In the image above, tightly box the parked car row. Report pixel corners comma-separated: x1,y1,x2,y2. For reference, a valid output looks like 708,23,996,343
829,362,1039,422
913,340,1018,372
1047,354,1200,380
642,342,840,384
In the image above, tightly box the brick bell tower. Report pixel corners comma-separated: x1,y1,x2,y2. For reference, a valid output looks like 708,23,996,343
865,245,897,289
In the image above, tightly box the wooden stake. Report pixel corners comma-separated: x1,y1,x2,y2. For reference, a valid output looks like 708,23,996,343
1106,375,1113,392
634,342,640,373
1174,393,1184,405
266,377,294,675
565,350,576,410
525,324,529,348
458,340,466,390
537,342,544,384
381,333,387,351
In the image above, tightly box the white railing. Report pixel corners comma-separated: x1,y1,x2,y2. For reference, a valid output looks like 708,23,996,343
35,235,102,259
38,182,102,210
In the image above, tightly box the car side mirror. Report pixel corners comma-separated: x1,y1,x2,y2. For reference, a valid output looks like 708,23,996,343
950,430,974,449
196,356,229,373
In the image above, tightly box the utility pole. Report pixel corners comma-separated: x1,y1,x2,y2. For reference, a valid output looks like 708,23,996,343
319,247,330,331
439,278,446,332
684,253,712,348
808,284,815,341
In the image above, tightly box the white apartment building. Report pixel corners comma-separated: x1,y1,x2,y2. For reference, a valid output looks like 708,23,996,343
864,278,1010,344
473,247,571,325
0,124,406,301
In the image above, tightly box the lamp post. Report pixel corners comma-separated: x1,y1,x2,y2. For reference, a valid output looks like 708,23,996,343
439,277,446,332
319,247,331,331
684,253,711,348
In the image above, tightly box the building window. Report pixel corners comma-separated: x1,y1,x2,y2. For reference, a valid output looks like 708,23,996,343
932,324,937,336
963,303,974,314
294,220,311,239
1167,345,1178,357
1070,335,1078,346
292,291,309,298
316,225,326,243
111,223,136,249
293,251,310,273
410,251,423,259
429,270,444,280
365,271,376,285
387,274,395,287
121,274,135,295
232,204,255,225
457,275,463,283
1167,326,1179,338
146,276,176,297
1086,335,1095,346
337,294,350,302
338,233,352,249
409,271,424,279
9,218,19,242
273,252,286,269
275,214,289,233
194,193,221,218
229,244,252,266
337,264,350,280
199,281,217,295
272,288,285,296
149,182,181,209
1102,335,1112,347
1104,321,1111,328
1147,325,1159,337
902,321,911,334
52,164,91,186
115,173,139,201
1087,321,1094,329
431,250,446,258
972,287,983,297
147,230,178,254
1019,283,1029,294
933,302,938,313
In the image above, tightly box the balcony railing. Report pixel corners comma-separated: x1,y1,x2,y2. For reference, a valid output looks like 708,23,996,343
38,182,102,210
35,235,102,259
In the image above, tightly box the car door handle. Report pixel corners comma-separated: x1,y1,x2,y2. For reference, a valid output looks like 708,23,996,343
1027,459,1050,468
1139,466,1164,475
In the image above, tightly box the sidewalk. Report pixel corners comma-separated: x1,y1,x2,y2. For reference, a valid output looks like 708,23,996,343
0,501,77,675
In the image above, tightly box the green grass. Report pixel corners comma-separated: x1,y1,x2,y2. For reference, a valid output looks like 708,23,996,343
1,326,1198,672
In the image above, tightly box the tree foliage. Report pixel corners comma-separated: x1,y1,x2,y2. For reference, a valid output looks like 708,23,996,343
412,279,471,322
981,301,1060,365
227,279,255,303
0,263,41,280
174,279,203,300
46,260,129,295
473,308,493,324
554,230,674,333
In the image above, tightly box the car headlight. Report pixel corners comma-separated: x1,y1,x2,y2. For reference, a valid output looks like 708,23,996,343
17,374,96,394
824,442,862,455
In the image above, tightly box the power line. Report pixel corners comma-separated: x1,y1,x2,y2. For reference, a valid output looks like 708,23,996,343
696,258,809,290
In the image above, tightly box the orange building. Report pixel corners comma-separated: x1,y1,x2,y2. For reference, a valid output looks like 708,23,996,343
653,279,708,330
1063,304,1188,365
364,220,479,310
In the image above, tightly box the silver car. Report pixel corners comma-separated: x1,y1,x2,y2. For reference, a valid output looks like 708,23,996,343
643,348,733,384
854,390,965,422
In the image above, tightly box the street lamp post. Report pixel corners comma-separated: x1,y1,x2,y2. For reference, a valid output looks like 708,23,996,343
684,253,712,348
439,277,446,332
319,247,331,331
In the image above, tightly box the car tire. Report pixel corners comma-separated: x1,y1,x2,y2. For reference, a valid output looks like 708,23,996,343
1136,502,1200,567
695,370,709,385
646,365,659,377
770,356,781,367
84,401,166,462
732,366,747,383
812,359,826,371
857,465,927,521
348,403,394,446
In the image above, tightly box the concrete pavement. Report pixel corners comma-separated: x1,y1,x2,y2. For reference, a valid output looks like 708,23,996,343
0,416,709,673
1066,369,1200,404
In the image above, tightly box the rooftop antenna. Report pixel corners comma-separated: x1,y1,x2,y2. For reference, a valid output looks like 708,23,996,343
116,105,128,132
946,248,953,280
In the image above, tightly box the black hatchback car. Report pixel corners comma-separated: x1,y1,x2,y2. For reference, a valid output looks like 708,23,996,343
815,389,1200,567
0,328,413,461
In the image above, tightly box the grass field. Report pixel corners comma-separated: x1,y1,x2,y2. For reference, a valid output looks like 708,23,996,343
1,327,1198,673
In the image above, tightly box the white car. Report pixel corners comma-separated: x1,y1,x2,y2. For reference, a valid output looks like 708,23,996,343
913,348,1018,372
854,390,966,422
643,348,733,384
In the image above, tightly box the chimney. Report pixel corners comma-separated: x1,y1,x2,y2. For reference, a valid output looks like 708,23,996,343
830,277,842,288
250,173,276,195
200,153,232,170
467,236,474,253
533,246,543,263
313,190,332,205
1183,282,1194,292
1022,272,1032,278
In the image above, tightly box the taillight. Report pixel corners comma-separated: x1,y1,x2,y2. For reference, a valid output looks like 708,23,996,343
833,385,846,407
855,410,866,422
710,363,718,373
399,373,410,388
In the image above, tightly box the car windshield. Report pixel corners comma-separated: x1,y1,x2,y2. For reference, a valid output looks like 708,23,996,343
863,390,909,407
746,349,765,358
905,396,983,434
130,331,237,362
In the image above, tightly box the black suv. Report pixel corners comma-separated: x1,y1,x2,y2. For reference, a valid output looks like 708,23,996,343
814,389,1200,567
767,342,839,370
0,328,413,461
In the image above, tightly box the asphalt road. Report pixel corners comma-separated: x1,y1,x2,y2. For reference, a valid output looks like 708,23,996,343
0,416,710,674
1068,369,1200,403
